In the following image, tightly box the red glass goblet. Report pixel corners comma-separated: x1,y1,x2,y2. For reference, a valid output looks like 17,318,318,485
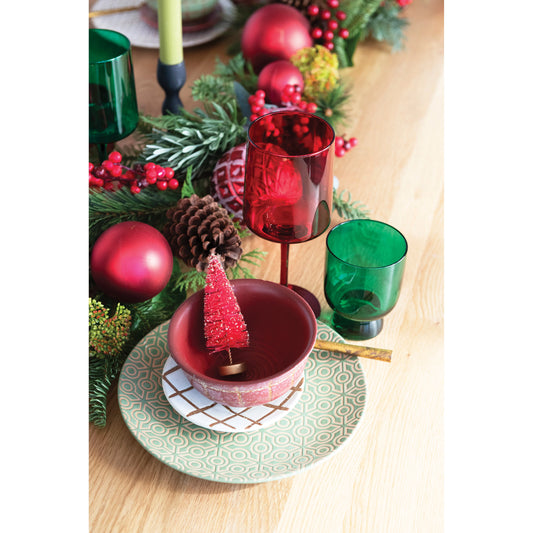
244,110,335,317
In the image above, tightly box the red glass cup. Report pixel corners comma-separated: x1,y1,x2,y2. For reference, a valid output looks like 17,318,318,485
244,110,335,317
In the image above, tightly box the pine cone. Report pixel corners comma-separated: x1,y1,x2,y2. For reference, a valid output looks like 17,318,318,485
164,194,243,272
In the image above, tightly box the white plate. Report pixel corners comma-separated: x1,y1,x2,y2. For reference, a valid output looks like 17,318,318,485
90,0,236,49
161,355,304,433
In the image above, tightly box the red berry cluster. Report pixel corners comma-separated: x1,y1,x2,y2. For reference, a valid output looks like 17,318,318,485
249,86,319,121
280,84,318,114
89,151,179,194
335,135,358,157
307,0,349,52
258,113,315,140
248,90,269,122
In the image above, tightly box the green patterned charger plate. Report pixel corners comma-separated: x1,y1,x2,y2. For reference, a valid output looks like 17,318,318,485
118,320,367,484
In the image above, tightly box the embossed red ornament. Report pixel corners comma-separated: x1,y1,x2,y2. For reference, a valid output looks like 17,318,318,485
244,141,302,207
211,143,247,222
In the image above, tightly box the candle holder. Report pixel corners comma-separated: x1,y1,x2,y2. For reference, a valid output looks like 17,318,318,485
157,60,186,114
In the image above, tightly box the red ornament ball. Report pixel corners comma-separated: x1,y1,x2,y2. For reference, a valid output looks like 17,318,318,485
91,221,174,303
211,143,247,222
257,60,304,106
241,4,312,73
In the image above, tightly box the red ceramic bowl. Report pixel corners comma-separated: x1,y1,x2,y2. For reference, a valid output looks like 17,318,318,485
167,279,317,407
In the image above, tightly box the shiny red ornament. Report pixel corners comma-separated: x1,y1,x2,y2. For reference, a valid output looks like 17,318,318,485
241,4,312,72
257,60,304,106
90,221,174,303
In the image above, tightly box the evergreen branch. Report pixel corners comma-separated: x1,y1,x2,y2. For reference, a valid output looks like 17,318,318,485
343,0,384,35
89,186,181,247
180,166,196,198
333,188,371,219
361,1,409,51
191,74,234,108
213,53,258,94
334,0,383,67
89,356,123,427
229,249,267,280
314,80,352,127
173,269,207,293
232,217,251,239
172,248,267,293
140,107,203,131
140,101,247,179
89,261,187,427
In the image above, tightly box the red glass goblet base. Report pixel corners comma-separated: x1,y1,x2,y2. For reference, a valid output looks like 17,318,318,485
289,285,321,319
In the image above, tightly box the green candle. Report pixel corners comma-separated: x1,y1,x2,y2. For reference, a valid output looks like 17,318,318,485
158,0,183,65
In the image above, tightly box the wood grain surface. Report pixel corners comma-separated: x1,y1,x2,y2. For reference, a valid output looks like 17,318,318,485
89,1,444,531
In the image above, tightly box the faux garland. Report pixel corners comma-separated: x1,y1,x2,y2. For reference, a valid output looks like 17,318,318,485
89,167,266,426
229,0,412,68
88,21,382,427
89,260,187,427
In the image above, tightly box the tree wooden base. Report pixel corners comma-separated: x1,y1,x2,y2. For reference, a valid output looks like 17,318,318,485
218,362,247,377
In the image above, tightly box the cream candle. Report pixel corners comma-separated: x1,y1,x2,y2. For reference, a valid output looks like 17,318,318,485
157,0,183,65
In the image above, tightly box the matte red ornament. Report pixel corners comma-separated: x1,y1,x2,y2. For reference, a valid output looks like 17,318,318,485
257,60,304,106
211,143,247,222
90,221,174,303
241,4,313,73
203,254,249,355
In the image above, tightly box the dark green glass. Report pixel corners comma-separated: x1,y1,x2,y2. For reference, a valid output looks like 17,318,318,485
89,29,139,161
323,219,408,340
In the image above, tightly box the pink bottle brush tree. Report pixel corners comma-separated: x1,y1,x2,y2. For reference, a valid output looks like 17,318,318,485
203,253,249,376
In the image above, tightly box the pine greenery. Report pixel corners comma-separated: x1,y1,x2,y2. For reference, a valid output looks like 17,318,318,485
191,74,234,108
87,46,376,426
213,53,258,94
89,184,183,248
170,246,267,294
191,55,258,110
89,355,123,427
140,100,248,180
314,80,352,126
361,1,410,51
331,0,383,68
89,261,187,427
333,188,370,220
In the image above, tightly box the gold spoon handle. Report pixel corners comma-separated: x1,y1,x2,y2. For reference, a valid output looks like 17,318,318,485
314,339,392,363
89,6,141,19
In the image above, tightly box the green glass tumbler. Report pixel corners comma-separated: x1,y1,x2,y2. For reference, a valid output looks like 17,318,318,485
89,29,139,161
324,219,408,340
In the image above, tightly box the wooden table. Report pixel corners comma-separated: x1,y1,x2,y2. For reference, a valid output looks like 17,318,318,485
89,1,444,531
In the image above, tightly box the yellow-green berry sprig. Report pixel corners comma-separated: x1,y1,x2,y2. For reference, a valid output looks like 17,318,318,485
290,45,340,102
89,299,132,359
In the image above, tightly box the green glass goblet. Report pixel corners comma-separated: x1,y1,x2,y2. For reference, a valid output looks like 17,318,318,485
89,29,139,162
323,219,408,340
